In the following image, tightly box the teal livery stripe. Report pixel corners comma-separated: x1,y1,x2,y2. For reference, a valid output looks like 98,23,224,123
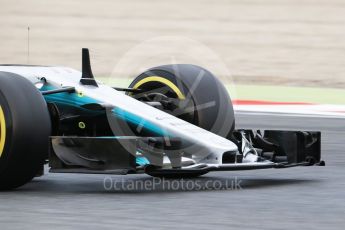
41,85,99,108
112,107,169,136
41,85,169,136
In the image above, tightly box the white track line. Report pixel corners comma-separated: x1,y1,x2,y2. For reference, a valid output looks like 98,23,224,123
235,111,345,119
234,104,345,119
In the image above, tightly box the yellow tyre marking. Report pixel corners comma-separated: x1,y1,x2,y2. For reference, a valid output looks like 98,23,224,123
0,106,6,157
132,76,185,100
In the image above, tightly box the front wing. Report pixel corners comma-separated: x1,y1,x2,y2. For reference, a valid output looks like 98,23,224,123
48,130,323,176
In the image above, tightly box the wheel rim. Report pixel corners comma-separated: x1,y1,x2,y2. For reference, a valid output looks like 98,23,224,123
131,77,197,125
0,106,6,157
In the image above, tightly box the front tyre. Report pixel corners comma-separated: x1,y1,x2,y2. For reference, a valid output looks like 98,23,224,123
0,72,51,190
129,64,235,178
129,64,235,138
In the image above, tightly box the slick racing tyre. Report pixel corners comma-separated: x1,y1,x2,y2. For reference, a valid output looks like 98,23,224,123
129,64,235,138
0,72,51,190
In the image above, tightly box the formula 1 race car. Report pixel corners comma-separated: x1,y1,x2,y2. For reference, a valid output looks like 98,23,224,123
0,49,323,190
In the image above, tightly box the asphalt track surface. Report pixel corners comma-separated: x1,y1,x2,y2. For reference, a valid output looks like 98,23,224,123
0,113,344,230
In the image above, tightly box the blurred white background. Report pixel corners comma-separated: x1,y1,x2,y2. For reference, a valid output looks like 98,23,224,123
1,0,345,87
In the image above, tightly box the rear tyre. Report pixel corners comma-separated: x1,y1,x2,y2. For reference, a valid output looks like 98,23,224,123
0,72,51,190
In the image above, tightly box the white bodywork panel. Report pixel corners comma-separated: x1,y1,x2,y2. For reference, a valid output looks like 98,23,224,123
0,65,240,165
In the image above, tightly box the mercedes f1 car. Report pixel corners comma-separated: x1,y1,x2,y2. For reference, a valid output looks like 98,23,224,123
0,49,323,190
